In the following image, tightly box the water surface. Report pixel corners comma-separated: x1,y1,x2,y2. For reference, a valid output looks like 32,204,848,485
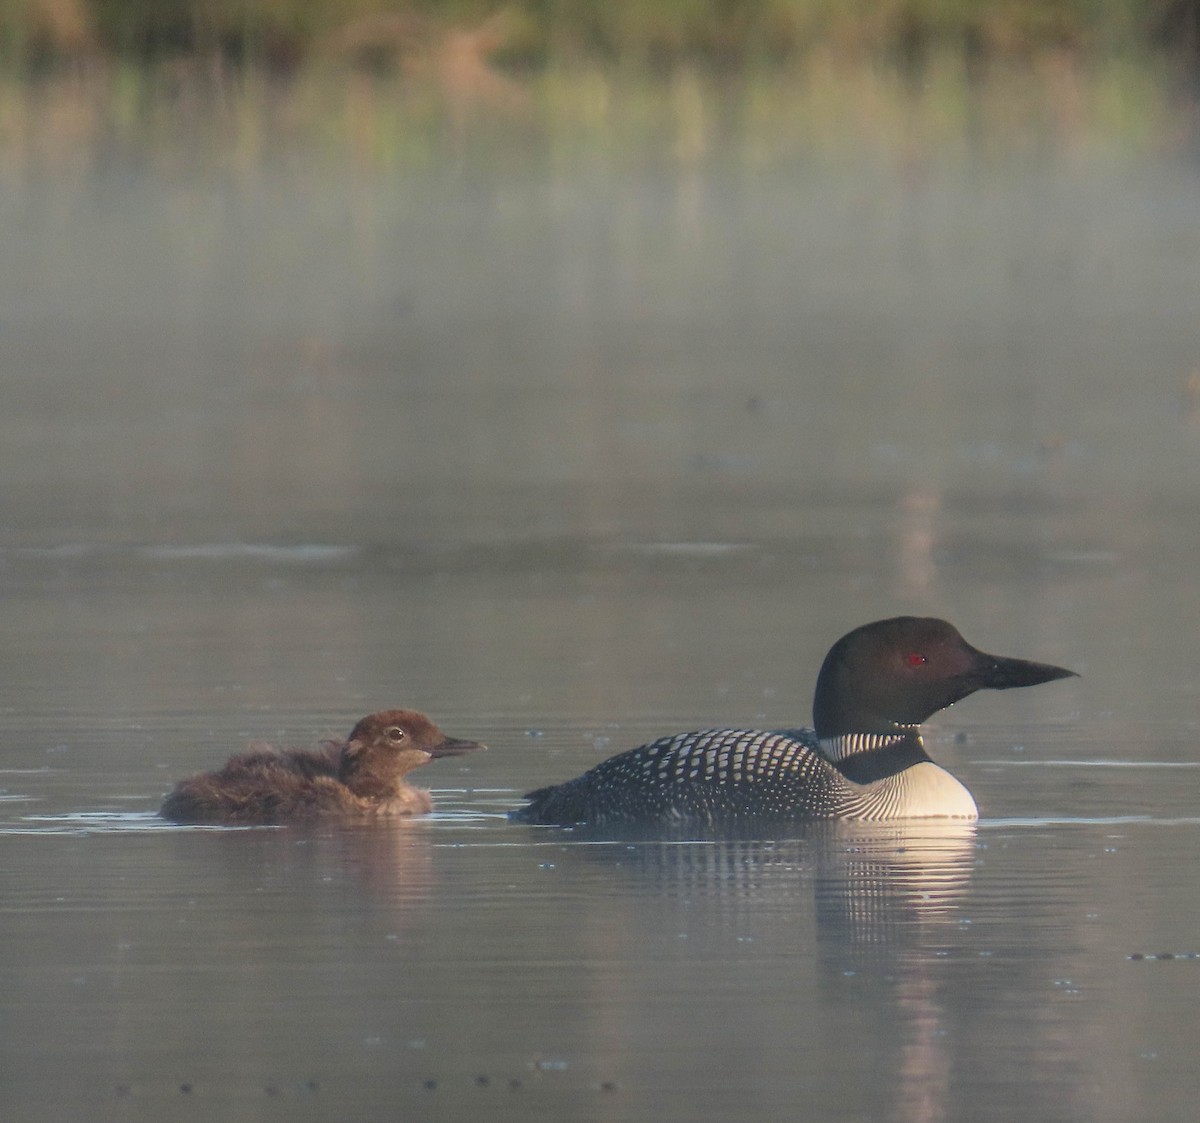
2,102,1200,1121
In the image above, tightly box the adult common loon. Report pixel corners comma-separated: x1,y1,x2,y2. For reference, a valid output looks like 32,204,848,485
511,617,1075,826
161,709,485,824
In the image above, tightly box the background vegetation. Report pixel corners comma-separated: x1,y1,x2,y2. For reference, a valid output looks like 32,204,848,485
1,0,1196,71
1,1,1196,172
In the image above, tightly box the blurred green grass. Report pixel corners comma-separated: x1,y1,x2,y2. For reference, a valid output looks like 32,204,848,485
1,1,1189,68
0,1,1194,173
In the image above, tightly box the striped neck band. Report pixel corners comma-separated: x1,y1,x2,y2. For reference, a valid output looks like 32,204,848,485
818,728,918,762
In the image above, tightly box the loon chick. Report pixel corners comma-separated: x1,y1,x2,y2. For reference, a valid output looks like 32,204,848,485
511,617,1075,826
161,709,485,824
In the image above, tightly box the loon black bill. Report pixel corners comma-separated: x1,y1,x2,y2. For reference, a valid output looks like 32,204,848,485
974,652,1077,692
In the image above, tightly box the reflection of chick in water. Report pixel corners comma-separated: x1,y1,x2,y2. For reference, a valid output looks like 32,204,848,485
160,710,485,824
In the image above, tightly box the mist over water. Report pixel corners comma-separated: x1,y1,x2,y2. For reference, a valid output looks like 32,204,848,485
2,61,1200,1122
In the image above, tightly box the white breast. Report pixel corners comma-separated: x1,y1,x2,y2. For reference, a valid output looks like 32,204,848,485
846,761,979,820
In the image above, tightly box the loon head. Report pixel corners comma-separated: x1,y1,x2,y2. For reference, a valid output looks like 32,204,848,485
339,709,486,795
812,617,1076,739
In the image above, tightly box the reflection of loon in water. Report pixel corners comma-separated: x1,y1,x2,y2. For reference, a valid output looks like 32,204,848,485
534,820,977,1122
810,821,977,951
545,819,977,950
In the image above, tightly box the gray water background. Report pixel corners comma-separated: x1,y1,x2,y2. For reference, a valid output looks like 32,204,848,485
2,82,1200,1122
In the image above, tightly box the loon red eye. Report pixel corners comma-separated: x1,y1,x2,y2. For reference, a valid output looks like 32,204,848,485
906,653,928,667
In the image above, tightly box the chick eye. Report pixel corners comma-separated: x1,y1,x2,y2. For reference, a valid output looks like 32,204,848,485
906,653,928,668
386,727,406,743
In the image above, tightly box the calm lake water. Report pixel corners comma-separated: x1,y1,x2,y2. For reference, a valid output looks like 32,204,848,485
2,80,1200,1121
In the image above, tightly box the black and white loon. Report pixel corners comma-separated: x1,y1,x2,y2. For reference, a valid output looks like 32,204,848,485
511,617,1075,826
